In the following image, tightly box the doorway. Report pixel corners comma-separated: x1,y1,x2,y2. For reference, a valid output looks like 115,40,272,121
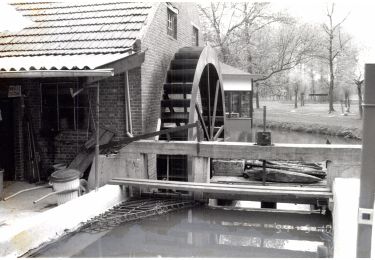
0,99,14,180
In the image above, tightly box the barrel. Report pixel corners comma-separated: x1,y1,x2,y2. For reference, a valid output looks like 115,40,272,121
50,169,80,205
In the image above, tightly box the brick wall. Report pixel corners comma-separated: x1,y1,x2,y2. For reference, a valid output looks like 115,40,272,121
141,2,203,134
140,3,203,178
1,70,141,180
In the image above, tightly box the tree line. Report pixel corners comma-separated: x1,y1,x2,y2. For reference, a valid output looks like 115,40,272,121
199,2,363,117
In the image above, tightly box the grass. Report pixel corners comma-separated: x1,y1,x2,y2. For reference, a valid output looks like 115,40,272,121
253,101,363,139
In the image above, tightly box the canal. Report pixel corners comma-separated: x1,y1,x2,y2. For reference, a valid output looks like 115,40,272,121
31,129,350,258
254,127,361,145
32,205,332,258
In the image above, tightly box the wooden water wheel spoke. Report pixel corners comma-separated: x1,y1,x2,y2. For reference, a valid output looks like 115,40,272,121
195,103,210,141
210,80,220,140
158,46,226,181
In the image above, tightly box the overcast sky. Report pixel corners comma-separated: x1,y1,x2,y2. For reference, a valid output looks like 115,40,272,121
0,0,374,64
270,0,375,64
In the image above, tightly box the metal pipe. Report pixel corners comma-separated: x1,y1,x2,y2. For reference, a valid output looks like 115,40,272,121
33,188,79,204
95,82,100,192
3,184,52,201
357,64,375,257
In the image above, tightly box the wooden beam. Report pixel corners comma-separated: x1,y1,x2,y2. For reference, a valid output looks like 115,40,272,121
119,140,361,163
97,51,145,75
195,103,210,141
213,125,224,141
211,80,220,139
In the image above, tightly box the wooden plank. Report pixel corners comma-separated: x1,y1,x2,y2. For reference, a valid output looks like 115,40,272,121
122,140,361,163
244,168,322,183
91,51,145,79
210,176,328,189
68,129,114,174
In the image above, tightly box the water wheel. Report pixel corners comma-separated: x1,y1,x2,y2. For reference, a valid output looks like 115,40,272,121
157,46,226,181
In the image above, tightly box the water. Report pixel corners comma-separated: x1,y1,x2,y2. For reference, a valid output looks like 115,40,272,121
254,127,361,145
33,206,332,258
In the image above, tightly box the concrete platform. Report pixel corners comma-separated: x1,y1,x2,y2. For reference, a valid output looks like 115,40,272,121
0,181,57,227
0,184,126,257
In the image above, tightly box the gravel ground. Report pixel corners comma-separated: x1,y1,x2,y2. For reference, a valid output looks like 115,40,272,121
253,101,363,139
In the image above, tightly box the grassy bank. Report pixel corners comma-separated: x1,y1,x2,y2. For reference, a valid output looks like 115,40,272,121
253,101,362,140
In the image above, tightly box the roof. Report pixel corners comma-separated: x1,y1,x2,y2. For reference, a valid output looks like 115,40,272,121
220,63,251,76
220,63,252,92
0,1,153,72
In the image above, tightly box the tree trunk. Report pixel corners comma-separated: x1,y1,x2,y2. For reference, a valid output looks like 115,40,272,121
328,59,335,113
294,89,298,109
358,85,363,119
255,91,260,109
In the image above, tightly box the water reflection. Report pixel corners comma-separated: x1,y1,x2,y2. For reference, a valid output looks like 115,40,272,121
253,126,361,144
34,206,332,258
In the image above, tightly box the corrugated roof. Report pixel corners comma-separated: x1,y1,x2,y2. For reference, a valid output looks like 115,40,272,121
0,1,153,71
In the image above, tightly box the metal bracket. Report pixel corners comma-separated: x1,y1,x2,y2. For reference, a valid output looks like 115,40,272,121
358,208,374,225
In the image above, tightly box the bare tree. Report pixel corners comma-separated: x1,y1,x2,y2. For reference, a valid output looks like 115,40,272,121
354,73,364,119
199,3,248,63
320,3,351,113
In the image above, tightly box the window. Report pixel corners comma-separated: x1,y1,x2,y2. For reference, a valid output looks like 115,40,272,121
192,26,199,46
167,8,177,39
41,82,89,132
225,91,252,118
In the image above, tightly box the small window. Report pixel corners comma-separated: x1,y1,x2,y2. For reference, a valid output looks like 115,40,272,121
167,8,177,39
192,26,199,46
41,82,89,132
225,91,252,118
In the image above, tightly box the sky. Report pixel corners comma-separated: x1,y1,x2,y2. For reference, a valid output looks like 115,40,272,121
0,0,374,64
270,0,375,64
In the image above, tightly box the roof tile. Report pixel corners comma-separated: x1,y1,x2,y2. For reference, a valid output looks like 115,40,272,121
0,1,153,58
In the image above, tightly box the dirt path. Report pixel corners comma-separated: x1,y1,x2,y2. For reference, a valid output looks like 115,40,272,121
253,101,362,139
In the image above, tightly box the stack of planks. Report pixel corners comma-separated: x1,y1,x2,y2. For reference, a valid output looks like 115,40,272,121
68,127,115,177
244,160,326,183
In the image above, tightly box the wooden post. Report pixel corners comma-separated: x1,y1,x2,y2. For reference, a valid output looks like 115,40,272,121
95,82,100,191
357,64,375,257
191,156,210,201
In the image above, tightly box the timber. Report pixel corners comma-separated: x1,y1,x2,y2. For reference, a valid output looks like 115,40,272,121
244,168,322,183
118,140,361,162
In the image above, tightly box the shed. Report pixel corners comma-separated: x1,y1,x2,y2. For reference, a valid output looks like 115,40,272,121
219,63,257,142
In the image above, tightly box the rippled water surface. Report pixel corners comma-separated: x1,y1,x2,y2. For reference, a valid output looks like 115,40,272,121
34,206,332,258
